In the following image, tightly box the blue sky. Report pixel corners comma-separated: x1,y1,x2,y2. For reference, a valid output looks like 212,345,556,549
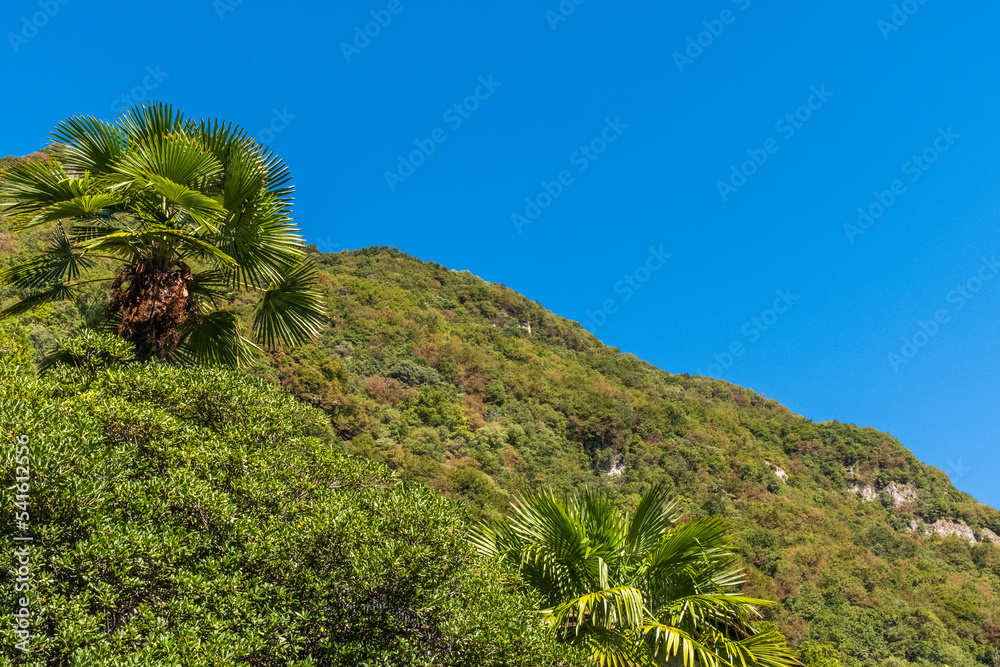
3,0,999,506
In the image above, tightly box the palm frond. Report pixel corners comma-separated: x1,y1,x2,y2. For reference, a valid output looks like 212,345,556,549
140,173,225,233
116,102,188,146
25,194,121,227
640,621,721,667
251,259,327,349
657,593,772,631
468,523,501,558
217,195,305,289
188,269,234,311
625,483,678,562
0,283,76,319
578,489,628,566
172,310,259,368
511,491,593,571
0,160,73,224
115,133,222,189
645,517,738,594
71,222,126,243
81,227,236,268
668,626,800,667
192,120,267,211
258,145,295,210
585,627,646,667
0,229,95,288
49,115,125,175
713,627,801,667
547,585,645,637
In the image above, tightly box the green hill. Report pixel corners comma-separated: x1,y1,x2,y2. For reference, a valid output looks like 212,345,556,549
2,154,999,666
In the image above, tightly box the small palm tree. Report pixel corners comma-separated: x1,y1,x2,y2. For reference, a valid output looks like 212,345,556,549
0,102,326,366
470,485,800,667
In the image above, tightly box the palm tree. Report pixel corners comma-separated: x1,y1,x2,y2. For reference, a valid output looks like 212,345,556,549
0,102,326,366
470,485,800,667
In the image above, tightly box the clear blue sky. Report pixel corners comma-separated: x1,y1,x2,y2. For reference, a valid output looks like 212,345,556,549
3,0,998,506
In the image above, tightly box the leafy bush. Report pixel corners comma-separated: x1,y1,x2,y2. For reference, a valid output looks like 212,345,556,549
0,356,585,666
388,360,442,387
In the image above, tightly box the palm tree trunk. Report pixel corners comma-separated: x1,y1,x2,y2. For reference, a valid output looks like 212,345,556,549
108,260,193,361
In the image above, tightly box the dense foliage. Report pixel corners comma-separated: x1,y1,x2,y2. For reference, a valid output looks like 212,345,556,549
4,153,1000,666
0,335,586,666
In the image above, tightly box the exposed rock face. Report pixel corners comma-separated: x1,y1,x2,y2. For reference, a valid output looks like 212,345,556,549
925,520,978,544
909,519,983,545
849,481,917,507
984,528,1000,543
851,483,878,502
607,459,624,477
764,460,788,484
885,482,918,508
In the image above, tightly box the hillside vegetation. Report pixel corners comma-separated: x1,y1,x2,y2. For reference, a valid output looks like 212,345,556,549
3,152,1000,666
0,337,586,666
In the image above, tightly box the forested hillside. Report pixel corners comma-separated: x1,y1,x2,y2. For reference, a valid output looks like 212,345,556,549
2,151,999,667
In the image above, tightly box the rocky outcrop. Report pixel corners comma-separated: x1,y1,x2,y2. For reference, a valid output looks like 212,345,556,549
849,481,917,507
885,482,918,508
764,460,788,484
910,519,980,545
850,483,877,502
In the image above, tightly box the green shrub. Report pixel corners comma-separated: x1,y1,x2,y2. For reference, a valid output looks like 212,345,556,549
0,358,584,666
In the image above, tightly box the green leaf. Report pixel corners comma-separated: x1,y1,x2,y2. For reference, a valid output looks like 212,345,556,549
140,173,225,234
81,227,236,268
115,133,222,189
0,283,76,319
217,196,305,289
0,160,73,224
625,483,678,562
26,193,121,226
252,259,327,349
173,310,259,368
50,114,126,175
0,229,95,288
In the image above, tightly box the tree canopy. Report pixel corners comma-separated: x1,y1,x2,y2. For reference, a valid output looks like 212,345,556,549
0,103,326,366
